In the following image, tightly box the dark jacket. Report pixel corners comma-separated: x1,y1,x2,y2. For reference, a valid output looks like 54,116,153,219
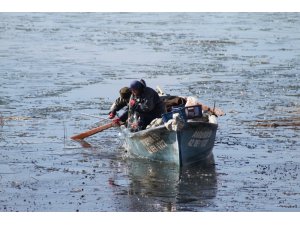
110,97,130,122
110,97,129,115
129,86,166,130
132,87,165,116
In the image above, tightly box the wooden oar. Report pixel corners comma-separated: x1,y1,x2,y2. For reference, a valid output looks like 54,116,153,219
71,122,114,140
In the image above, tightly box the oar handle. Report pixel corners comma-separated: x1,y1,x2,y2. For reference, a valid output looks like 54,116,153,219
71,122,114,140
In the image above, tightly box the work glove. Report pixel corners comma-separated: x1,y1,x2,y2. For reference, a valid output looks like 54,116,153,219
112,118,121,126
108,112,115,119
129,99,136,107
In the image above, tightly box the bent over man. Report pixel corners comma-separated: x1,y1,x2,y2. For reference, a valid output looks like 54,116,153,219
108,87,131,124
128,80,166,131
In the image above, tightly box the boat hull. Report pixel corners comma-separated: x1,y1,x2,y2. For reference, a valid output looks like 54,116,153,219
121,121,218,166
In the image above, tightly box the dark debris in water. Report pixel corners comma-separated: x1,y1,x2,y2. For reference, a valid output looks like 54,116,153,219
254,162,300,181
249,117,300,128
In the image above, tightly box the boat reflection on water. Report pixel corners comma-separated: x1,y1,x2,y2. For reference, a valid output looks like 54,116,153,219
124,154,217,211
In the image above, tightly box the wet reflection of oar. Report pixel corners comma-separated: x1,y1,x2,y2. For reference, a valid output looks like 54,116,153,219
71,122,114,140
76,139,92,148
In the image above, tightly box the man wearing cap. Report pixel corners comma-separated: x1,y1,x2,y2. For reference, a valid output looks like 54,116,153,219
128,80,166,131
108,87,132,124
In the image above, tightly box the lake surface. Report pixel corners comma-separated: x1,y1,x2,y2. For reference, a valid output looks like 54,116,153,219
0,13,299,212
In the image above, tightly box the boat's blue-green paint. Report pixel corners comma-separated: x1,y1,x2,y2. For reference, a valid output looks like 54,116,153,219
121,121,218,166
177,121,218,166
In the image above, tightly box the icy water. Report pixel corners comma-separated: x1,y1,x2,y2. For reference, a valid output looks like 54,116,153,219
0,13,300,212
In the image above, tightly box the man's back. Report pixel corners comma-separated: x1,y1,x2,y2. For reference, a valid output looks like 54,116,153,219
135,86,165,116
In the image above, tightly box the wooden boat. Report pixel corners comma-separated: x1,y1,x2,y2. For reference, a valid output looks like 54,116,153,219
70,90,222,163
120,117,218,167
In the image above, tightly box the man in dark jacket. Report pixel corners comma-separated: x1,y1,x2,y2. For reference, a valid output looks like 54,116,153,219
108,87,131,123
128,80,166,131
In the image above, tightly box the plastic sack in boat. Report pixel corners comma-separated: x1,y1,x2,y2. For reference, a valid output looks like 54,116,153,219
164,113,185,131
185,96,198,107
